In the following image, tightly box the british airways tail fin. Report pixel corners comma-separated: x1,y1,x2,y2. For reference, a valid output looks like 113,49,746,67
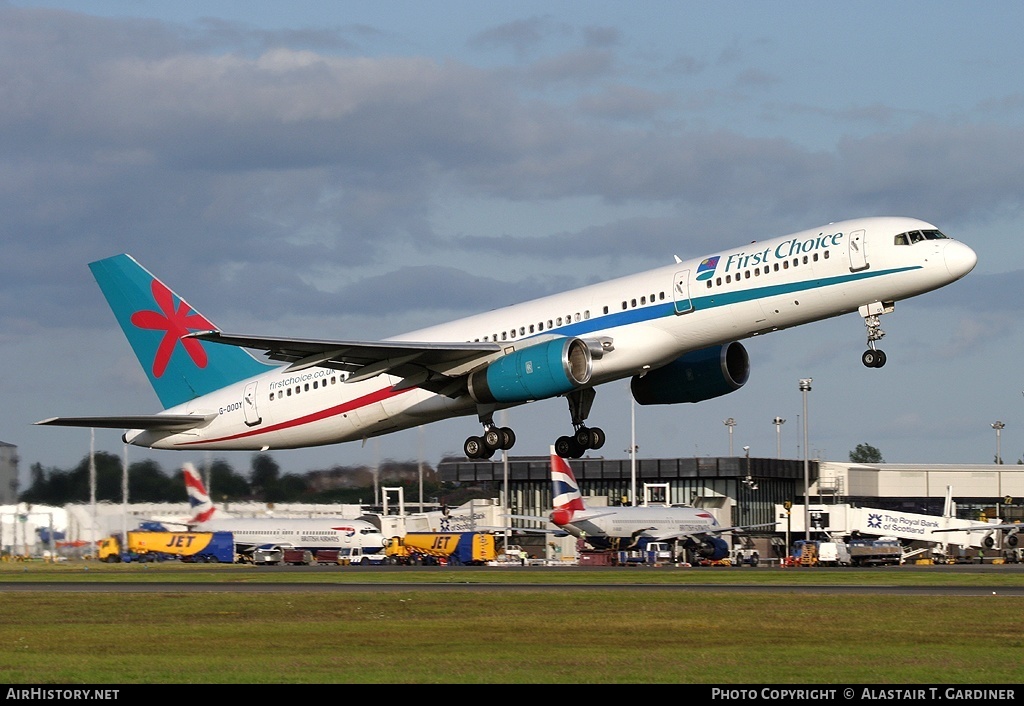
89,254,272,409
183,463,216,524
549,446,586,525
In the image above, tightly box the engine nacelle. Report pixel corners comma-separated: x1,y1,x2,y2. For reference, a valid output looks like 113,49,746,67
630,342,749,405
691,536,730,561
467,337,593,404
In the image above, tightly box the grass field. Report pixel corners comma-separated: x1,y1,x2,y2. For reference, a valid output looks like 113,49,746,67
1,560,1021,684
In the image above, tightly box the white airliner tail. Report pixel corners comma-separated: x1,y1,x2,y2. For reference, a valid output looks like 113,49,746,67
183,463,216,524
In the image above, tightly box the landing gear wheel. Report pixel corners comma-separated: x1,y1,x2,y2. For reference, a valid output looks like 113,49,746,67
862,349,886,368
555,436,575,458
561,437,585,458
483,428,503,451
464,436,484,459
574,427,593,448
588,427,605,450
500,427,516,450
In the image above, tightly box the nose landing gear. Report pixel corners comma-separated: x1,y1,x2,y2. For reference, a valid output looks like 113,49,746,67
859,301,894,368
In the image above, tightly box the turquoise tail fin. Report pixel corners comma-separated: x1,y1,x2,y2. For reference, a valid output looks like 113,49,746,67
89,254,273,409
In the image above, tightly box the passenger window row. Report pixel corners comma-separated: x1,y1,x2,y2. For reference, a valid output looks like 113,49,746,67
705,250,829,289
471,287,671,344
269,375,343,402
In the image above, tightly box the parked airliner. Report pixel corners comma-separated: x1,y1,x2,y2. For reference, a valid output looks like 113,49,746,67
168,463,387,556
37,216,976,459
514,448,769,559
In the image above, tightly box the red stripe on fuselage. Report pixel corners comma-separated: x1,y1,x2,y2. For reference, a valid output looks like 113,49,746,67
174,384,413,447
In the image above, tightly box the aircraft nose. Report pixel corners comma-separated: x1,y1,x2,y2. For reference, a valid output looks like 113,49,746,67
944,240,978,279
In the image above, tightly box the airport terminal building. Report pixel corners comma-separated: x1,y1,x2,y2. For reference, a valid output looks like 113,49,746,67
438,454,1024,548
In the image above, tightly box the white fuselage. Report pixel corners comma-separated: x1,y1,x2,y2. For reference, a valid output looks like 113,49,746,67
126,216,976,452
561,505,721,545
192,517,387,553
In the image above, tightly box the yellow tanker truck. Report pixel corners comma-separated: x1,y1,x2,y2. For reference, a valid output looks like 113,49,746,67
98,530,236,563
384,532,496,565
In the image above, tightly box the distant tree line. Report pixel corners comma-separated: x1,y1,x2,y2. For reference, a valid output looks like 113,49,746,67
16,452,485,507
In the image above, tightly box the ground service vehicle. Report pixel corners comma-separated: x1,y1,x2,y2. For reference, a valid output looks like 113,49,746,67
816,541,851,566
618,540,675,565
98,531,235,563
385,532,497,565
846,536,902,566
254,546,385,565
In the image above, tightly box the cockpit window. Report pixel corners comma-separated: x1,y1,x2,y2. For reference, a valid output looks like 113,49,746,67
894,229,948,245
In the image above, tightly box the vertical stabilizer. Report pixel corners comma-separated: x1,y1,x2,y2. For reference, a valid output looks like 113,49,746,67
89,254,272,409
549,446,586,524
183,463,216,524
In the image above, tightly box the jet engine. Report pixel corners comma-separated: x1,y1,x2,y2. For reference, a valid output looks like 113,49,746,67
630,342,749,405
688,536,730,561
467,337,592,404
549,508,573,527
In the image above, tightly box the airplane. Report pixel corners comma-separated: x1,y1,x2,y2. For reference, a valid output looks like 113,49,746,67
915,485,1021,549
931,522,1021,549
497,447,772,558
37,216,976,460
165,463,388,557
526,446,772,560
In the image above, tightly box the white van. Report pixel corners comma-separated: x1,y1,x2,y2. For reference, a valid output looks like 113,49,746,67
817,541,851,566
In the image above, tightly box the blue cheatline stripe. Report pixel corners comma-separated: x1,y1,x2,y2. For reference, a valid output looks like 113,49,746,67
533,265,918,342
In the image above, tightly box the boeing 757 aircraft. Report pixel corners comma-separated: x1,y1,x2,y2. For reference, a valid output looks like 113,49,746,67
38,216,976,459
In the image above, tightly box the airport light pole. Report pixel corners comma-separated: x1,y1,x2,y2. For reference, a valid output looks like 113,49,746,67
723,417,737,456
992,421,1006,464
742,446,756,490
630,395,637,506
772,417,786,459
799,379,812,541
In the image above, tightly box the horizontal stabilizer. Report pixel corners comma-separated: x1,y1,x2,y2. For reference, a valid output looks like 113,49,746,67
34,413,217,431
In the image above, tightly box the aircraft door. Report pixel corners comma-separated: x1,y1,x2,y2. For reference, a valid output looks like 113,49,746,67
242,381,262,427
673,270,694,314
848,229,868,271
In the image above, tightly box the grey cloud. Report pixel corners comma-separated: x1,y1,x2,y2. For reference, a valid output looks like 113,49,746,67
467,16,570,56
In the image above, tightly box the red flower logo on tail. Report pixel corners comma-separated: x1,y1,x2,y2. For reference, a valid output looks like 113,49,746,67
130,280,214,377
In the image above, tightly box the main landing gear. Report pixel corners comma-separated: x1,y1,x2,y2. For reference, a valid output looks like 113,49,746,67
859,301,894,368
462,388,607,460
554,388,605,459
555,425,605,459
464,421,516,460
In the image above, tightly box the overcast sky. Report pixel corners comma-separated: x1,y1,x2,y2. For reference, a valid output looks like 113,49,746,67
3,1,1024,487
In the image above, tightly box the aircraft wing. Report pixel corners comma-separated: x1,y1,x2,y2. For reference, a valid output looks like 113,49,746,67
931,523,1021,534
477,524,570,536
503,510,620,523
653,522,776,543
34,413,218,431
189,330,501,389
